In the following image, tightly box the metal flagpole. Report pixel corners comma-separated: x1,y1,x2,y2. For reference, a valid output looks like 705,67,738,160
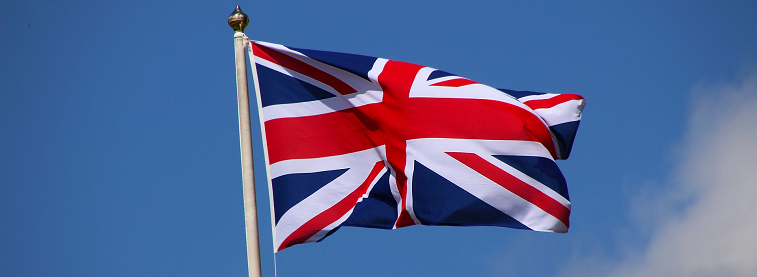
228,6,262,277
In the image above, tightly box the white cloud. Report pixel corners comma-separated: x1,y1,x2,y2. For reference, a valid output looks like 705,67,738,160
562,72,757,277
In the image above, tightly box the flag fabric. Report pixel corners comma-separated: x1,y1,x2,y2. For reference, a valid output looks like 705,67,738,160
248,41,586,252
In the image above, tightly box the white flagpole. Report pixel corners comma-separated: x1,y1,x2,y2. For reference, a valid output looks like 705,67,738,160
229,6,262,277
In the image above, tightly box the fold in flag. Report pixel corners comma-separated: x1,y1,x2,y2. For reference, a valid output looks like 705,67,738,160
248,41,586,252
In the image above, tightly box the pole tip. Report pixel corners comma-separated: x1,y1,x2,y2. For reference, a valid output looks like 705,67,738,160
228,5,249,33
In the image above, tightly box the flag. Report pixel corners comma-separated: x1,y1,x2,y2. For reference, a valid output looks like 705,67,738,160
248,41,586,252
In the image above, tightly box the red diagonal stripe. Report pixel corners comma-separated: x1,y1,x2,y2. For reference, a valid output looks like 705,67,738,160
446,152,570,228
430,78,478,87
523,94,584,110
278,161,385,251
252,42,357,96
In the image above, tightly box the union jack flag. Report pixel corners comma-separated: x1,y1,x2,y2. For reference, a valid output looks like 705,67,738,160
248,41,586,252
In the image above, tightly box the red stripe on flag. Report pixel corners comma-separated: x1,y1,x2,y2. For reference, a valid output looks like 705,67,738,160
264,107,385,164
278,161,386,251
377,60,425,228
446,152,570,228
430,78,478,87
402,98,556,157
523,94,584,110
264,97,558,163
252,43,357,96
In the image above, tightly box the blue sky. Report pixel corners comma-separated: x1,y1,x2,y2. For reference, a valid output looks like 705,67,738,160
2,1,757,276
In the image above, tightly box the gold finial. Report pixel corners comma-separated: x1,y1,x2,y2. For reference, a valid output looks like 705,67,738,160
228,5,249,32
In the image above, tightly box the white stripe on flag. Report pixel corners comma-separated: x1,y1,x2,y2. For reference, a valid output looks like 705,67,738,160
531,99,585,126
405,138,567,232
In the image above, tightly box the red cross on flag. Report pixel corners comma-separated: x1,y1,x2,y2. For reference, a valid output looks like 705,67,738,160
249,41,585,252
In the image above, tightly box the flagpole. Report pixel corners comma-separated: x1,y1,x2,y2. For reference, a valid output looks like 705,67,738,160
229,6,262,277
